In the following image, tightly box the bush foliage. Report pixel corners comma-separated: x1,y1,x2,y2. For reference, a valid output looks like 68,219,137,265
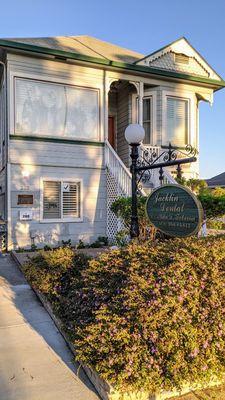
175,178,208,194
23,237,225,393
199,188,225,219
175,179,225,219
111,196,157,242
111,187,225,237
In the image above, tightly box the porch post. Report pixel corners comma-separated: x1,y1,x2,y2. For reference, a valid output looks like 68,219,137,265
138,82,144,126
104,73,110,141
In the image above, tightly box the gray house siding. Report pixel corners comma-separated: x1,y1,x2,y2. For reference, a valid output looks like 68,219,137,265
6,54,107,249
9,160,106,249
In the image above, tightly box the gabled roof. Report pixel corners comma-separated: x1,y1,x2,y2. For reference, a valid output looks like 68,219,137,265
206,172,225,187
0,35,224,89
3,35,144,64
135,37,222,81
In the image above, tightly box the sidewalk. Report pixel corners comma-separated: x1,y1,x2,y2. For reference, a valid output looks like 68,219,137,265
0,254,100,400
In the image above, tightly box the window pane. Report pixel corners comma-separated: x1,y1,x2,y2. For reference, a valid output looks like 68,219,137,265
167,97,188,146
64,87,98,140
43,181,61,219
143,98,151,121
136,96,139,123
15,78,99,140
62,182,80,218
143,98,151,144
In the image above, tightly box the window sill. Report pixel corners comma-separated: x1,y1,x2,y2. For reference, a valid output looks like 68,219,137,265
10,134,104,147
40,217,83,223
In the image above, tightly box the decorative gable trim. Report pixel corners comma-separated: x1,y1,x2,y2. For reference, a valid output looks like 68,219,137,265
136,38,221,81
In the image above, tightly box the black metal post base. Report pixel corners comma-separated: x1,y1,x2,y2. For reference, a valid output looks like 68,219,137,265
130,144,140,239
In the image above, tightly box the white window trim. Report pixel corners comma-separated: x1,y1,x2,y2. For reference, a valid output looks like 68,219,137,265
40,177,83,223
12,75,101,142
132,90,157,145
162,90,196,147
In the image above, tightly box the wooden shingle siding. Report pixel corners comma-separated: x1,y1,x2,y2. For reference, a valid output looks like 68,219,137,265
149,52,209,78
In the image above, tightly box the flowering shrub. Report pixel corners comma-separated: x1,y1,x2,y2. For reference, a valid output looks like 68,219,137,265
22,247,89,301
22,237,225,393
74,236,225,392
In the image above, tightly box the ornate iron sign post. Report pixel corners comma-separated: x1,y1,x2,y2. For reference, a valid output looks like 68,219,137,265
125,124,198,239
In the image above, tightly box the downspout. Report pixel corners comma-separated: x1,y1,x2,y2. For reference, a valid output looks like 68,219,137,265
0,60,10,250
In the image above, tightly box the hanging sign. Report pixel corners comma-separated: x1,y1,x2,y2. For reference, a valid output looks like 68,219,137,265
146,184,203,237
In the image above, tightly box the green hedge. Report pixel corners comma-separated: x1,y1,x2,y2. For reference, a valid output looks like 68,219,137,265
22,237,225,393
198,189,225,219
111,190,225,236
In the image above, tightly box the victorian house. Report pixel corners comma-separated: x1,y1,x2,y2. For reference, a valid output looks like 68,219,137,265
0,35,223,249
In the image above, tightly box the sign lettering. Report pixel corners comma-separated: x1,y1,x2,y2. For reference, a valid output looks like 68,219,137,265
146,184,203,237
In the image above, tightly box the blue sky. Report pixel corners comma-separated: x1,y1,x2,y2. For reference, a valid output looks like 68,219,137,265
1,0,225,178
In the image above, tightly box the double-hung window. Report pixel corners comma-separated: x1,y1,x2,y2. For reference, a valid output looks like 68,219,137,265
166,97,189,146
42,180,81,221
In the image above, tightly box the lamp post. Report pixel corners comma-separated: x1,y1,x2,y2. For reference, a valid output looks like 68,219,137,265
124,124,197,240
125,124,145,238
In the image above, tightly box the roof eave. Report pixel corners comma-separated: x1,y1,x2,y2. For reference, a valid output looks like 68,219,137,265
133,36,186,64
0,39,225,89
134,36,223,83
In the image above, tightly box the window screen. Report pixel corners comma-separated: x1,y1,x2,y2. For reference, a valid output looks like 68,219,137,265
166,97,188,146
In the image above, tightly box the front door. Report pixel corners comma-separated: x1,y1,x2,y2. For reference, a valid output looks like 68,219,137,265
108,116,116,149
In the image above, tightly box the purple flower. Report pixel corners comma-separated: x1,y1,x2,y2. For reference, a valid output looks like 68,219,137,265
190,348,199,358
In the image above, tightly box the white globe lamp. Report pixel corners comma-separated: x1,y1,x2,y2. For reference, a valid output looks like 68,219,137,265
125,123,145,145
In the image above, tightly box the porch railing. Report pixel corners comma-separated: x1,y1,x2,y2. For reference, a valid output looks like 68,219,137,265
105,140,132,196
105,141,177,194
140,144,177,186
105,140,176,240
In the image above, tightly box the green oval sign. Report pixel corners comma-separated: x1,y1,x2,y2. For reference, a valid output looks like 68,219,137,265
146,184,203,237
